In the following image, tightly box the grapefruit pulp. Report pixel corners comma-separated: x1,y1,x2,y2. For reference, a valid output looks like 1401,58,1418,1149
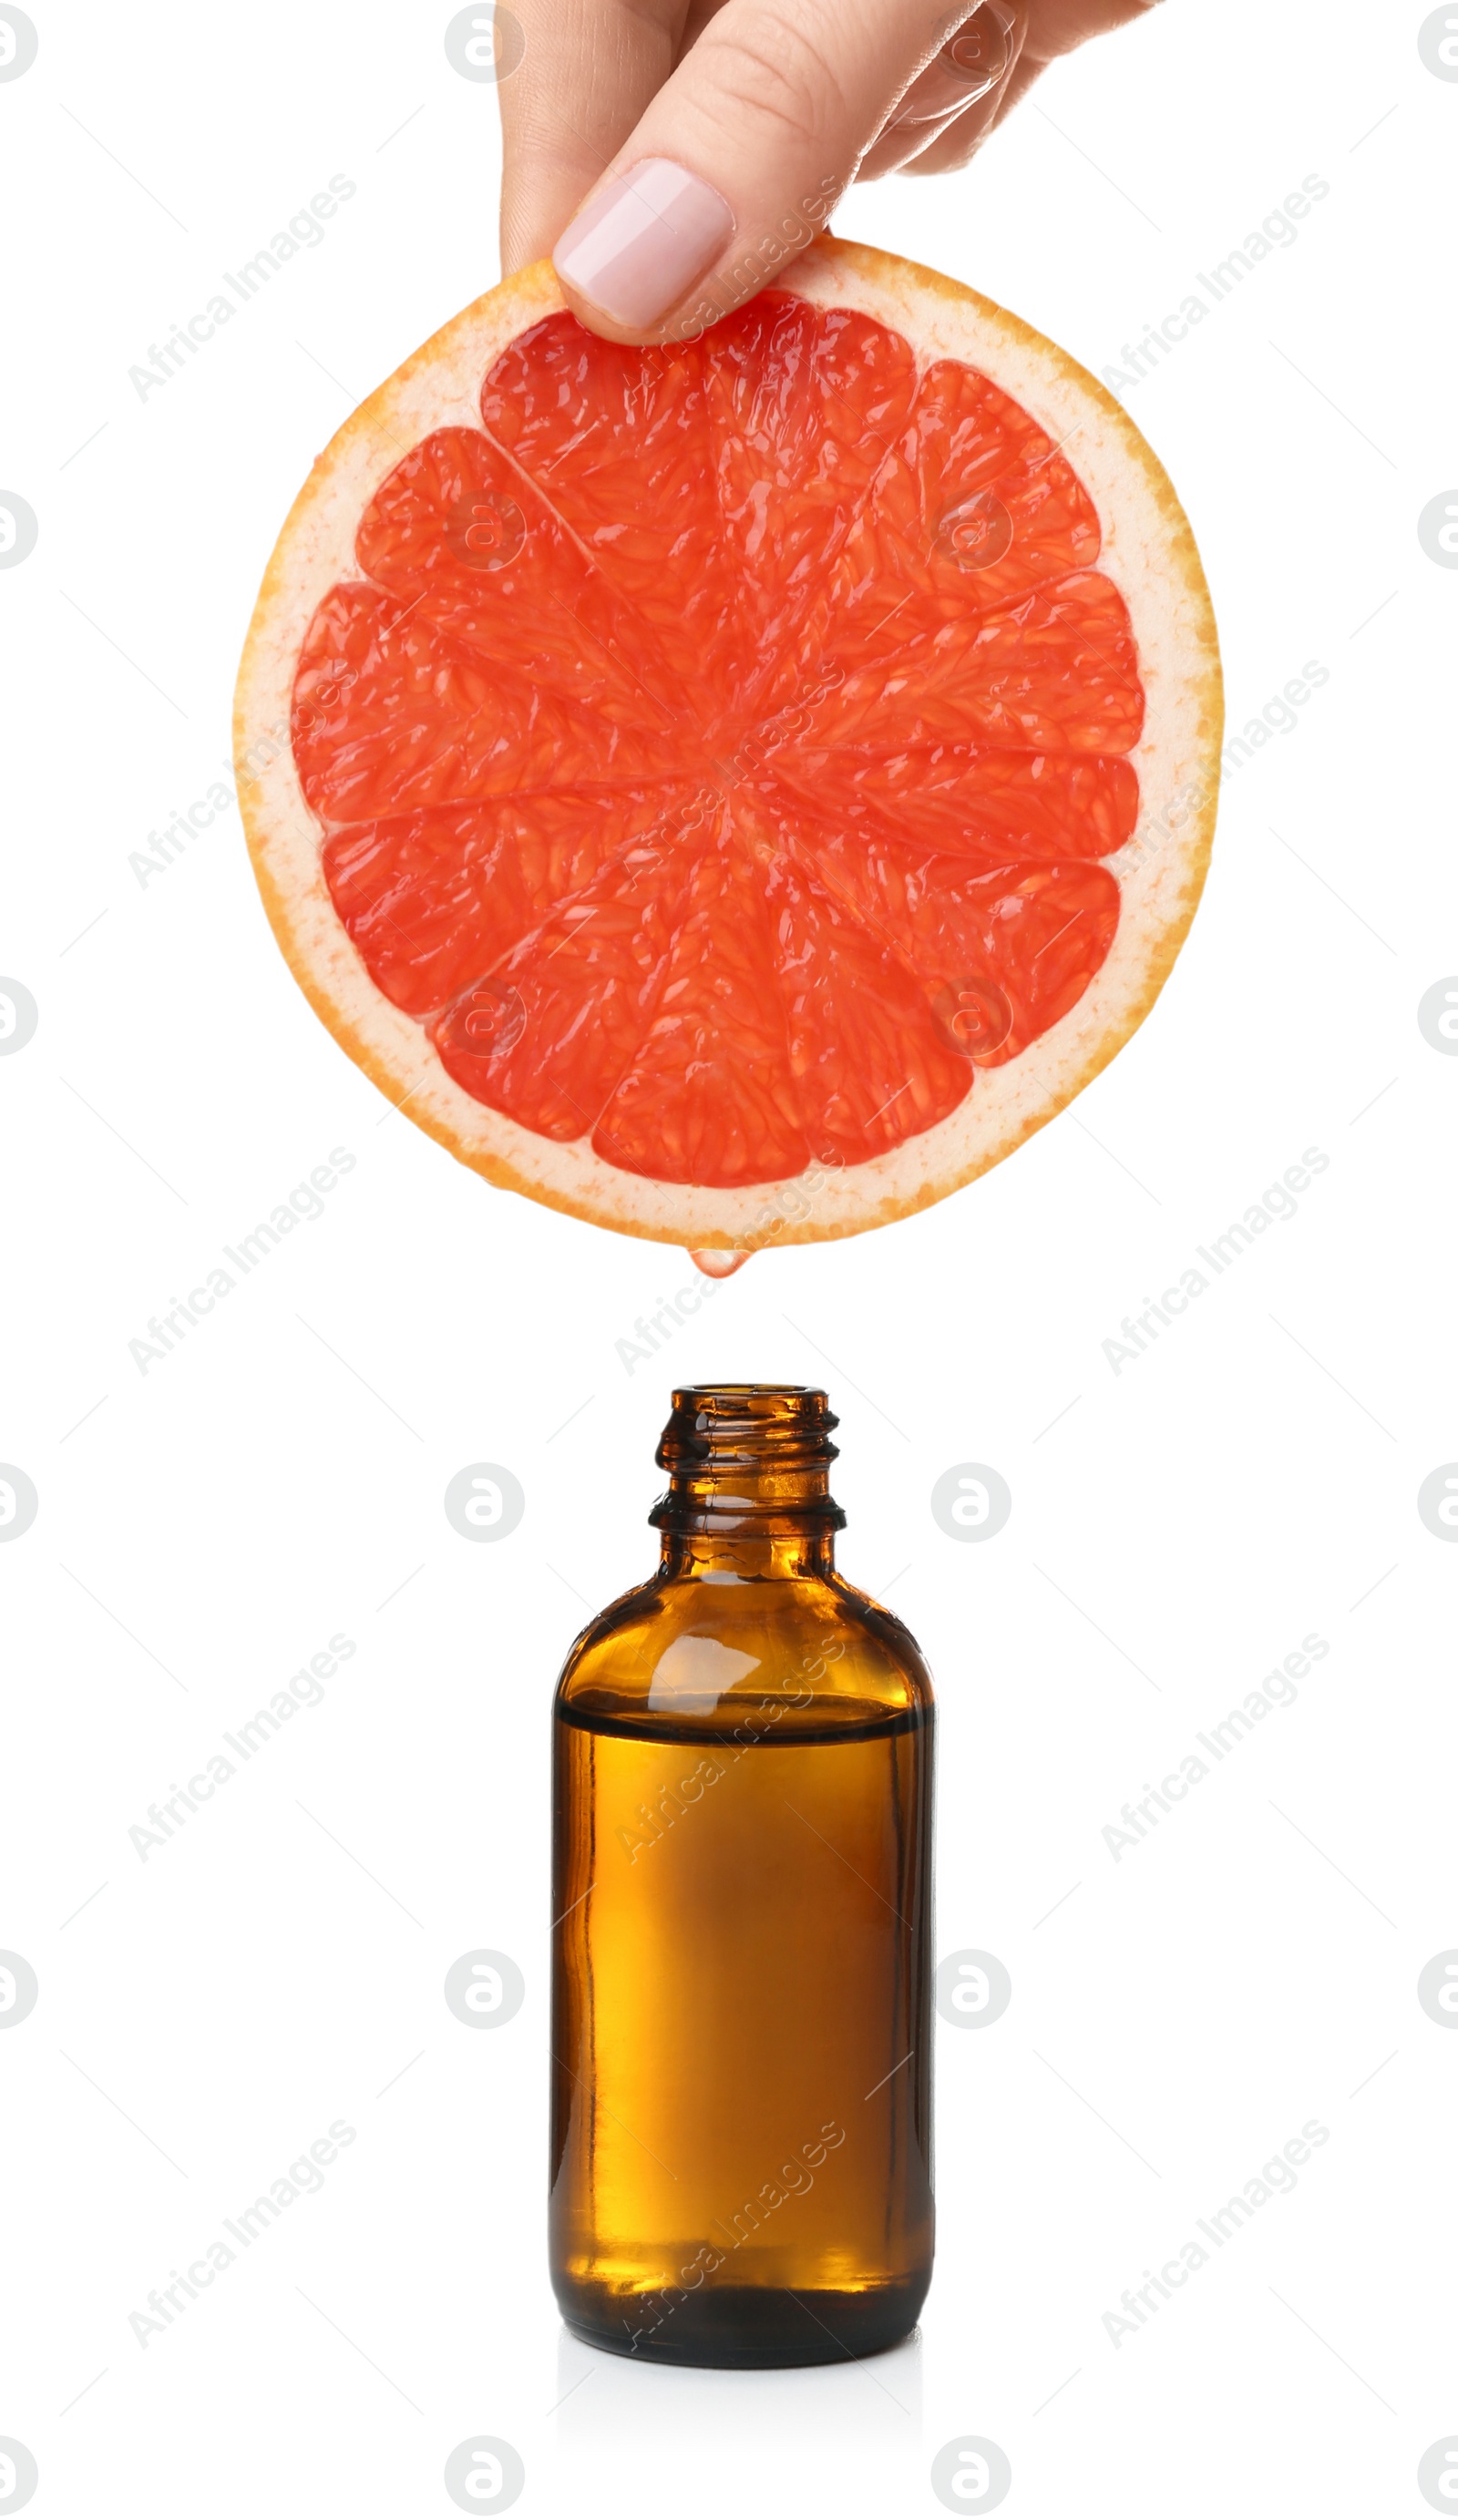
235,240,1221,1251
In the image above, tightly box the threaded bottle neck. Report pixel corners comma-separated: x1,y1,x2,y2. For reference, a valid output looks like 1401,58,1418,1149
650,1385,846,1542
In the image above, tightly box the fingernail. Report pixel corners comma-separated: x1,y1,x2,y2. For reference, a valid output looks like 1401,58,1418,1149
553,159,734,330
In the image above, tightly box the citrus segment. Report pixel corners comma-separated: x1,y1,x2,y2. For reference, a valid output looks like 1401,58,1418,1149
432,830,696,1142
757,834,974,1161
293,585,668,821
479,318,729,663
824,357,1104,653
816,571,1144,754
590,831,813,1188
351,425,676,733
774,746,1139,864
701,296,919,717
776,793,1120,1068
321,786,693,1018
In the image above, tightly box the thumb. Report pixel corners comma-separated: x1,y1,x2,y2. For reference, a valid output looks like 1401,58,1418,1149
551,0,974,343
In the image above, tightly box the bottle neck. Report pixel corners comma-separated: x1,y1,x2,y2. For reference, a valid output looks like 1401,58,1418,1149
658,1529,837,1583
649,1384,846,1578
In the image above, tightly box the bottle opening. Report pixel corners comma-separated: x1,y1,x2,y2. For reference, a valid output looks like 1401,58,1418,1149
652,1385,845,1536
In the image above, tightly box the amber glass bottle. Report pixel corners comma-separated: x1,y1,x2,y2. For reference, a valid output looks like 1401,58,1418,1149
549,1384,934,2367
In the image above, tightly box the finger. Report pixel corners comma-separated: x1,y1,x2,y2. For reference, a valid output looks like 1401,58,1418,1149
857,0,1023,179
897,46,1046,171
498,0,687,275
549,0,980,343
894,0,1160,177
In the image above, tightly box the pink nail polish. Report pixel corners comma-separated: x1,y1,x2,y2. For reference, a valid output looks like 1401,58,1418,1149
553,159,734,330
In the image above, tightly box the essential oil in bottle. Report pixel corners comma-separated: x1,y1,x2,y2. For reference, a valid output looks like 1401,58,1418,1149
549,1384,934,2367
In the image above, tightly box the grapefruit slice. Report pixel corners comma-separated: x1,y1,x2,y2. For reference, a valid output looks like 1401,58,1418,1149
235,239,1221,1253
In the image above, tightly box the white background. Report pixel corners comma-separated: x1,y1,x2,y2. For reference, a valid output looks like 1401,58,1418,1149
2,1,1455,2513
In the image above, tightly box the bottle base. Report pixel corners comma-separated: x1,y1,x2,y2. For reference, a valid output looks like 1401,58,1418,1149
560,2279,927,2370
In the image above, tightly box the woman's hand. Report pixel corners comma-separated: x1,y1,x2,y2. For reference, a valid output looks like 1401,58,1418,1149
498,0,1162,342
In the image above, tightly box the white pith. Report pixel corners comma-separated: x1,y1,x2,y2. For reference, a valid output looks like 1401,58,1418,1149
234,242,1222,1249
